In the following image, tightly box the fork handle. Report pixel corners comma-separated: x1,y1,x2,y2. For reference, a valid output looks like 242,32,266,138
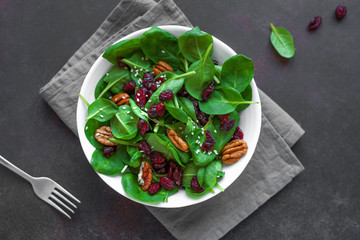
0,154,34,183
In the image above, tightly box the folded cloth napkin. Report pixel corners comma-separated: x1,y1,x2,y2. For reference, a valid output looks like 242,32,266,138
39,0,305,239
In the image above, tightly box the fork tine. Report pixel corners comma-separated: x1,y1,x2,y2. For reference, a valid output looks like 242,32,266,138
50,195,75,214
55,185,81,203
53,190,77,209
47,199,71,219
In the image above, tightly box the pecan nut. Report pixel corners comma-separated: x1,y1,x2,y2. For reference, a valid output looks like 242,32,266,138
221,139,248,164
111,93,130,106
166,129,189,153
94,126,117,146
152,61,174,76
138,161,152,191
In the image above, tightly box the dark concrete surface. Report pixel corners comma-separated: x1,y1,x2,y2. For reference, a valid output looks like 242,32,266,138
0,0,359,239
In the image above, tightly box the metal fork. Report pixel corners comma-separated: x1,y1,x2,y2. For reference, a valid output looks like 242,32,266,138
0,154,80,219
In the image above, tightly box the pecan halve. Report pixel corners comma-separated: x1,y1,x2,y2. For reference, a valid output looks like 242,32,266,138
152,61,174,76
138,161,152,191
94,126,117,146
221,139,248,164
111,93,130,106
166,129,189,153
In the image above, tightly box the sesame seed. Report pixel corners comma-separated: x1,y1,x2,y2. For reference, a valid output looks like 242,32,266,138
130,116,134,120
214,130,217,133
145,95,148,97
151,146,154,149
140,68,143,71
179,127,183,130
148,100,152,102
141,57,144,61
130,69,133,72
133,107,137,110
193,126,196,129
136,98,140,102
214,150,218,155
137,93,140,96
99,108,103,111
161,50,165,53
100,115,104,118
85,126,88,130
126,111,130,114
106,73,109,76
134,66,137,69
191,132,194,135
122,107,126,110
185,135,188,138
208,152,212,155
122,96,126,99
144,108,148,111
109,96,112,99
198,136,200,139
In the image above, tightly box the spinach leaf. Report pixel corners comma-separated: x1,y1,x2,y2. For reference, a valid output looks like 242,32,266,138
110,105,139,140
236,84,252,112
178,26,214,63
90,147,126,176
203,160,222,188
140,26,180,70
186,128,216,166
84,119,109,149
214,65,222,80
124,146,142,168
97,67,130,99
185,44,215,100
121,51,153,84
103,38,141,64
129,98,150,124
94,74,112,99
197,167,205,186
164,100,188,123
199,85,255,115
185,187,212,199
122,172,178,203
177,52,189,72
182,163,199,188
86,98,118,122
221,54,254,93
270,23,295,59
178,97,197,122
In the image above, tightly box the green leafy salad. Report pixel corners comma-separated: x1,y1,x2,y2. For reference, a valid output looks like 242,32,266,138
80,26,256,204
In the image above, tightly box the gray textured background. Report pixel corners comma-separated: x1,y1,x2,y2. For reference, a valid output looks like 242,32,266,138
0,0,359,239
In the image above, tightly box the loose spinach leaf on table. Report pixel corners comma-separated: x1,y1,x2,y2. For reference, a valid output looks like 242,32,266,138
110,105,139,140
97,67,131,99
236,84,253,112
199,85,255,115
140,26,180,70
185,44,215,100
103,38,141,64
270,23,295,59
84,119,109,149
164,100,188,123
90,147,126,176
221,54,254,93
86,98,118,122
178,26,214,63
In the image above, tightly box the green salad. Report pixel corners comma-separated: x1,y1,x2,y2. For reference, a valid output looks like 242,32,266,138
81,26,256,204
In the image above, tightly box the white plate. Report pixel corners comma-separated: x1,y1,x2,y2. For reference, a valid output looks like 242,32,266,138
76,25,261,208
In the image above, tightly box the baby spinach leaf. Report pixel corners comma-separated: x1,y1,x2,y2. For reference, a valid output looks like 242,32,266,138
221,54,254,93
185,44,215,100
236,84,252,112
178,97,197,122
177,52,189,72
178,26,214,63
185,187,212,199
97,67,131,99
199,85,255,115
270,23,295,59
129,98,150,124
140,26,180,70
84,119,109,149
90,147,126,176
94,74,112,99
103,38,141,64
182,163,199,188
121,51,153,84
186,128,216,166
110,105,139,140
164,100,188,123
214,65,222,80
122,173,178,203
197,167,205,186
124,146,142,168
203,160,222,188
86,98,118,122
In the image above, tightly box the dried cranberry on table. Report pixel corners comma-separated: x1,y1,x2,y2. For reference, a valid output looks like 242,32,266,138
308,16,322,30
232,126,244,140
138,140,152,155
148,182,161,195
102,146,117,158
201,130,216,152
137,119,149,137
335,5,347,20
220,119,236,131
201,81,215,101
122,81,136,94
160,177,175,190
135,87,148,108
148,103,165,119
116,56,128,68
159,90,174,102
190,176,204,193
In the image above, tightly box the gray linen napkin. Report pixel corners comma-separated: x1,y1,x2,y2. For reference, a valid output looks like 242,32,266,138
39,0,305,239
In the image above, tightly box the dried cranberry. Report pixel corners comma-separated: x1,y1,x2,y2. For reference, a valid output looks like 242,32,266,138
167,160,177,179
196,110,208,126
117,56,128,68
137,119,149,137
153,162,167,169
148,103,165,119
232,126,244,140
217,114,230,121
138,140,151,155
201,81,215,101
308,16,322,30
135,87,148,108
159,90,174,102
172,167,183,188
148,90,154,98
155,168,166,174
220,119,236,131
160,177,175,190
190,176,204,193
148,182,161,195
201,130,216,152
178,86,189,97
149,152,166,164
212,59,219,65
142,71,154,83
102,146,117,158
335,5,347,20
155,77,165,86
122,81,136,94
